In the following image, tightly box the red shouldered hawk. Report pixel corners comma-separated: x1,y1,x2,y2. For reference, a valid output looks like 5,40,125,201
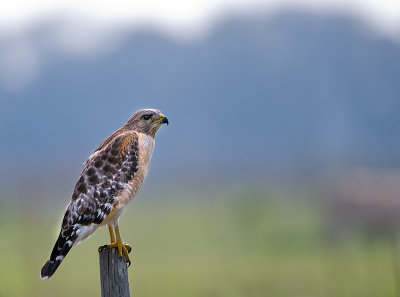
40,109,168,279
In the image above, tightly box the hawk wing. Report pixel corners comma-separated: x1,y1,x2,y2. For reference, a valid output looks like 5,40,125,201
64,131,139,228
41,131,139,278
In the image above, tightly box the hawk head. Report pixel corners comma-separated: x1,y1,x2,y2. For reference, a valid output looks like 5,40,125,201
125,108,169,137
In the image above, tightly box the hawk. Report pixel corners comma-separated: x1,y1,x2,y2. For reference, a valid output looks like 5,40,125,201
40,108,168,279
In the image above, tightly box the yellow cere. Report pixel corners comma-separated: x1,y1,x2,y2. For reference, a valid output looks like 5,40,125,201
153,114,164,124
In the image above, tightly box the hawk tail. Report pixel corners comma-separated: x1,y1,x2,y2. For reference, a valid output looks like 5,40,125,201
40,228,77,279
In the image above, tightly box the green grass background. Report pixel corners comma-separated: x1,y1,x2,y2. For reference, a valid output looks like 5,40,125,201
0,188,397,297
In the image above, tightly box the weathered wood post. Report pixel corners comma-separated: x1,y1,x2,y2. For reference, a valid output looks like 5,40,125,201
98,245,131,297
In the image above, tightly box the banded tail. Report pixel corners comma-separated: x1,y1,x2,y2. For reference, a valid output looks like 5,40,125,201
40,228,77,279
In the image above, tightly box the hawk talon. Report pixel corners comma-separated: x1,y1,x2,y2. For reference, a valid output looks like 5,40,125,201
107,241,132,254
124,243,132,253
107,241,132,264
126,260,131,268
107,224,132,264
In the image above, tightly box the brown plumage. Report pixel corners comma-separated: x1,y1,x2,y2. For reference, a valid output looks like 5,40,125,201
41,108,168,279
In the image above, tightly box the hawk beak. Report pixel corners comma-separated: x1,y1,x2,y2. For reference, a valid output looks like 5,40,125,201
154,114,169,125
160,114,169,125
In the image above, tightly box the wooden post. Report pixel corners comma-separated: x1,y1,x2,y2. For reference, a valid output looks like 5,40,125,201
98,245,131,297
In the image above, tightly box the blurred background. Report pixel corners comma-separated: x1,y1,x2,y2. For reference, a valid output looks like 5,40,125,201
1,0,400,296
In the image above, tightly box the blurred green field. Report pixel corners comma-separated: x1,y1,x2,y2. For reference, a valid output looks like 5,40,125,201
0,188,397,297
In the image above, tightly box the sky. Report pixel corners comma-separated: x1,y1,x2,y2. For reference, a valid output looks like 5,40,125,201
1,0,400,39
0,0,400,30
0,0,399,93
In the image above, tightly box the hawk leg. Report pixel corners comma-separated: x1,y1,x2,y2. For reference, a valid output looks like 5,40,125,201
107,224,132,266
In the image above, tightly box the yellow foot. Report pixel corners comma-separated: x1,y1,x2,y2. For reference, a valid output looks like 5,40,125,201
108,241,132,266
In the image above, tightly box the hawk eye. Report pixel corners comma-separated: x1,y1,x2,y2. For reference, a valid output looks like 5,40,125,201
142,114,152,120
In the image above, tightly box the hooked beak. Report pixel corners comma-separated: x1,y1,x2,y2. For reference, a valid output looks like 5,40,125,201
154,114,169,125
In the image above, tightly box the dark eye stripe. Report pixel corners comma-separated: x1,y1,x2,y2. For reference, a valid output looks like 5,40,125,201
142,114,152,120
